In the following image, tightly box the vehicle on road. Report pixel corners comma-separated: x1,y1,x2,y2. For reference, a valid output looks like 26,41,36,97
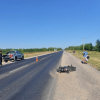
2,51,24,62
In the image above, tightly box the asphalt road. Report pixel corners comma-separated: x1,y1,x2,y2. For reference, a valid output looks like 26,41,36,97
0,51,63,100
53,51,100,100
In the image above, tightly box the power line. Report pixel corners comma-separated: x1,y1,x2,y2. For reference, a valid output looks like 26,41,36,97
74,29,100,46
67,29,100,49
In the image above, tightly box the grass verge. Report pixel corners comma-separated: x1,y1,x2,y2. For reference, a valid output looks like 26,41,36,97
67,50,100,71
24,51,55,58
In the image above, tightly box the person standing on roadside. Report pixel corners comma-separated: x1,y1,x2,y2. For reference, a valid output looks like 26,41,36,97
0,51,2,66
83,49,88,64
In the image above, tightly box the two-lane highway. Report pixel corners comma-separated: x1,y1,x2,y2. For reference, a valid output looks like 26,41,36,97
0,51,63,100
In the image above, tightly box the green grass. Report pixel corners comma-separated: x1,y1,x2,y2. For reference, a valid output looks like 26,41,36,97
67,50,100,71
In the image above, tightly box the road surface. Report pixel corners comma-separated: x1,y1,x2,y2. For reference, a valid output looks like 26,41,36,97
0,51,100,100
53,51,100,100
0,51,63,100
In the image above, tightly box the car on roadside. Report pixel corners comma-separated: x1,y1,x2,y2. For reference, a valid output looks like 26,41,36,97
2,51,24,62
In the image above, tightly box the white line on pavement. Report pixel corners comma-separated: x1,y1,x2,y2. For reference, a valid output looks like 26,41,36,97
0,53,55,80
0,63,31,80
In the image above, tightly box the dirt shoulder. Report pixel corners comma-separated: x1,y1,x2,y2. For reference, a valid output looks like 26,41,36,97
53,51,100,100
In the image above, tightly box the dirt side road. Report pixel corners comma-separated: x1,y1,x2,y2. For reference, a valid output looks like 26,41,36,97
53,51,100,100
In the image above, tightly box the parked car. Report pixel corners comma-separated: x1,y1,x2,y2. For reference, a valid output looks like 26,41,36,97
2,51,24,62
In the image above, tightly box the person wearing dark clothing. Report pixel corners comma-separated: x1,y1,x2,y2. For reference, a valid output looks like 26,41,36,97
0,51,2,66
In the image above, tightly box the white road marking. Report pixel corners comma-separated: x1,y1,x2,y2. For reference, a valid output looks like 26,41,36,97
9,64,29,73
0,53,55,80
2,52,56,65
0,63,33,80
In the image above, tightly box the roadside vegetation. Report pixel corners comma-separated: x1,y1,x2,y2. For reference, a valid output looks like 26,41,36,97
65,39,100,51
67,50,100,71
24,51,56,58
65,39,100,71
0,47,62,55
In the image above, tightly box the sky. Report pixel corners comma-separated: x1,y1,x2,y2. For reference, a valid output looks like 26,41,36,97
0,0,100,49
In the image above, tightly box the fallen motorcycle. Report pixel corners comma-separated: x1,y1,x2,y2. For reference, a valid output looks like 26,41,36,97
56,64,76,73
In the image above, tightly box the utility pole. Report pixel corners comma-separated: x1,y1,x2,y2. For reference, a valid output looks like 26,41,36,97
83,38,84,51
73,44,74,51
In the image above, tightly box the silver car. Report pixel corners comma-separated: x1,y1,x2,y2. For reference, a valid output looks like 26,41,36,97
3,51,24,62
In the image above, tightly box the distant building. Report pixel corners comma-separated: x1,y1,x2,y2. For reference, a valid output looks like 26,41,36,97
54,49,57,51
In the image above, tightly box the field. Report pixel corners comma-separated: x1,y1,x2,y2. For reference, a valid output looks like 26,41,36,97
24,51,55,58
67,50,100,71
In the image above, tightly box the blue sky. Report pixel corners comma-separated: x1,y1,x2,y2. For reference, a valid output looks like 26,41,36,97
0,0,100,49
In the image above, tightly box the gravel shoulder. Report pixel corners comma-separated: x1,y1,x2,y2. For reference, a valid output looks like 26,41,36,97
53,51,100,100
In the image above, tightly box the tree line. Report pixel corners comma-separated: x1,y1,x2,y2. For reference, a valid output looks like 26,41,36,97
65,39,100,52
0,47,62,54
